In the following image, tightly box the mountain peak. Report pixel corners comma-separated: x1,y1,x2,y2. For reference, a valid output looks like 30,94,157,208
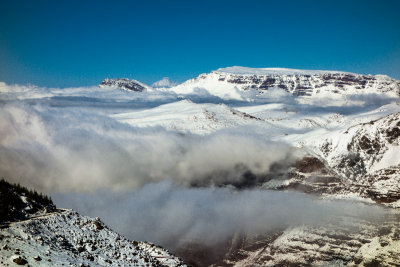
169,66,400,101
99,78,150,92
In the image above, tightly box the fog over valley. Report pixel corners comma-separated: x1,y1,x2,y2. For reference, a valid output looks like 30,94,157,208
1,68,400,266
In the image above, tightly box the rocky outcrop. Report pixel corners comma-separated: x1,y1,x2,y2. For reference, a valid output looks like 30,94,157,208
214,213,400,267
314,112,400,206
171,67,400,100
99,78,149,92
212,68,400,96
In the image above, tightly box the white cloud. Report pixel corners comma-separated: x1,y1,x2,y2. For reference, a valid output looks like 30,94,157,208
152,77,178,88
54,181,385,249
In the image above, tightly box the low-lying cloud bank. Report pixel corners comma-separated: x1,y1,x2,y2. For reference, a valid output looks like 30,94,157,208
0,99,298,193
54,181,385,249
1,82,394,195
0,82,392,255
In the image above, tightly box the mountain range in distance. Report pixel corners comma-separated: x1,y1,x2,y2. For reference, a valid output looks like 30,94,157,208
1,66,400,266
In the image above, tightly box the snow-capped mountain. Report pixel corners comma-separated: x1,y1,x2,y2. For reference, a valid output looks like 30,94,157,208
101,68,399,207
100,78,150,92
168,66,400,101
98,67,400,103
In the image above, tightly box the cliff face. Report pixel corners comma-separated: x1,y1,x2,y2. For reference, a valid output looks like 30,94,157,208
314,112,400,206
170,67,400,100
213,71,400,96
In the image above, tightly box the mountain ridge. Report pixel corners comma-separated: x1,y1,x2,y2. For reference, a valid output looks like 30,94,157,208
171,67,400,100
100,67,400,101
99,78,150,92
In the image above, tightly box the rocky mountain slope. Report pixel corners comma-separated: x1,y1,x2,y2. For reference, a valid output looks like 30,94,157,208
284,111,400,208
100,78,150,92
170,67,400,100
0,180,185,266
100,67,400,102
215,213,400,267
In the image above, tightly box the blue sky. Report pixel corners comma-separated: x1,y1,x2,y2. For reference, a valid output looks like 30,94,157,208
0,0,399,87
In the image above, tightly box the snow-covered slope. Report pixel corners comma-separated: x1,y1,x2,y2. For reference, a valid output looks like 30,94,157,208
168,66,400,101
319,112,400,177
112,100,268,135
0,181,185,267
1,210,185,267
301,112,400,206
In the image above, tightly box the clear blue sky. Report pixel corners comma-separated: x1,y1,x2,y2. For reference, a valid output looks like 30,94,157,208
0,0,399,87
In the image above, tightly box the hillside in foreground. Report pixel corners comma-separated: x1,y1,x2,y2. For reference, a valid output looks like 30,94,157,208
0,179,186,266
